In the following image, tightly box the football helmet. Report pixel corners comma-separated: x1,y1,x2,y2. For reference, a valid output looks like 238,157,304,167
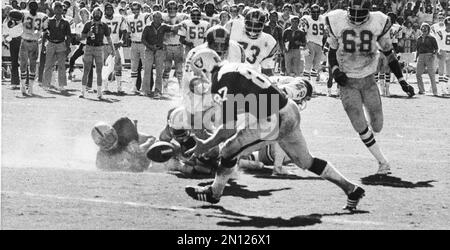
190,7,201,22
204,2,215,16
91,122,118,151
206,26,230,57
278,78,312,110
445,17,450,27
387,12,397,24
167,1,178,17
168,107,191,140
348,0,371,25
189,48,222,79
311,4,320,21
245,9,266,39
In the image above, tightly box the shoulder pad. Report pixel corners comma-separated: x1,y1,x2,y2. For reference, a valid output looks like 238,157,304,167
325,9,346,36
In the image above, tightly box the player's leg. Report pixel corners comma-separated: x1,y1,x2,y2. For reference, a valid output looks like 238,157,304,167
19,40,29,95
28,41,39,95
163,46,174,92
304,42,313,80
277,101,364,210
130,43,139,93
114,47,124,93
311,43,323,92
103,46,112,92
174,45,184,90
445,52,450,94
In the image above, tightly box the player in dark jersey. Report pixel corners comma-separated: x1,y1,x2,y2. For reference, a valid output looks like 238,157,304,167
183,48,365,211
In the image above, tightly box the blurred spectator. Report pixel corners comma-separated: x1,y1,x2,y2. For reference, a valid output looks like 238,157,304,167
219,10,231,26
416,23,438,95
282,16,306,76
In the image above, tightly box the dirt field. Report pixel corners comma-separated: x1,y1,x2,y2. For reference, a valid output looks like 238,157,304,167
1,74,450,230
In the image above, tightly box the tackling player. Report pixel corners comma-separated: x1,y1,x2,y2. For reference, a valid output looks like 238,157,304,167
326,0,415,175
19,0,47,96
183,48,365,211
102,3,128,94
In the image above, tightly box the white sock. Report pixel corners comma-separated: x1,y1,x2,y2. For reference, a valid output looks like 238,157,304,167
211,167,235,198
359,127,388,164
116,76,122,90
320,162,354,194
81,85,86,96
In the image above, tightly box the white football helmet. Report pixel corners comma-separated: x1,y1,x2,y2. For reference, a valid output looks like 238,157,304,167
189,48,222,80
168,107,191,132
91,122,118,151
277,78,312,110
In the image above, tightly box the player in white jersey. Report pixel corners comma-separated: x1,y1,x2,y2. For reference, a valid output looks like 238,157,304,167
301,4,326,93
126,2,151,94
202,2,220,27
19,0,47,96
278,4,294,30
433,17,450,95
326,0,415,175
227,9,278,75
182,26,246,114
178,8,210,57
102,3,128,94
162,1,189,91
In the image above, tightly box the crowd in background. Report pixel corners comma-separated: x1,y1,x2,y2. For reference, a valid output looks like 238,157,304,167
2,0,450,98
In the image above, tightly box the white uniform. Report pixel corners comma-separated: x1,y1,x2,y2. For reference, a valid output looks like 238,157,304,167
126,13,150,42
226,19,277,72
301,15,326,46
182,40,246,113
21,11,47,41
202,13,220,27
326,10,392,78
225,18,245,41
278,13,293,30
389,23,402,44
178,19,210,47
102,14,127,44
162,13,189,45
126,13,151,86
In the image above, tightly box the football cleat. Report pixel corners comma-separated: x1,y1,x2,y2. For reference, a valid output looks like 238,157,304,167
377,162,391,175
344,186,365,211
185,185,220,204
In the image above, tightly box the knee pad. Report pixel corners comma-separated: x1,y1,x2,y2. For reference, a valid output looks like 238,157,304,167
219,156,238,169
308,158,327,175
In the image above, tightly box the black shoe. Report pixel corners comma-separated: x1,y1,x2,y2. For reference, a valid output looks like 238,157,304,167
344,186,365,211
10,85,20,90
185,185,220,204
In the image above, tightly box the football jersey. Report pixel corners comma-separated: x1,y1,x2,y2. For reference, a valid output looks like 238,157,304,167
326,10,392,78
201,13,220,27
182,40,246,113
389,23,402,44
102,14,127,44
163,13,189,45
21,11,47,41
278,13,293,30
225,18,245,41
126,13,150,41
178,20,210,47
212,63,288,121
301,15,326,46
231,24,278,71
434,28,450,51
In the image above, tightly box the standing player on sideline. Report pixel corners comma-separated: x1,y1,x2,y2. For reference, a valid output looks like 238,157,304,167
202,2,220,27
178,7,210,58
19,0,47,96
183,49,365,210
102,3,128,94
326,0,415,175
126,2,151,94
433,17,450,95
301,4,326,94
227,9,278,75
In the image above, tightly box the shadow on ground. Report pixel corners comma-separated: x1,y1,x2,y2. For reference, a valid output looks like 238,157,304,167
361,174,436,188
195,205,369,228
195,180,291,200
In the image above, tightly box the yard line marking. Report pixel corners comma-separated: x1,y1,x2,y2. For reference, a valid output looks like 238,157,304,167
2,190,386,227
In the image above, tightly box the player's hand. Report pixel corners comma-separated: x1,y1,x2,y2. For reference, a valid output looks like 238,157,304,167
332,69,348,87
399,80,415,97
65,47,71,56
185,135,209,157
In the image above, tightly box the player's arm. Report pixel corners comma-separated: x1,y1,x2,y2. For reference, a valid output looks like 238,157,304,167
378,18,415,97
118,16,128,46
179,22,194,47
325,16,348,87
104,23,115,53
261,44,278,76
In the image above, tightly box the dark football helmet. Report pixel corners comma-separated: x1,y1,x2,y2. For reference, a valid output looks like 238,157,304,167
348,0,372,25
190,7,201,22
167,0,178,17
311,4,320,21
245,9,266,39
206,26,230,57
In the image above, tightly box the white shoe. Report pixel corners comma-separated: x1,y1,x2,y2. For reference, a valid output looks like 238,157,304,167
238,159,264,170
272,166,293,176
377,162,391,175
130,86,139,94
28,81,34,95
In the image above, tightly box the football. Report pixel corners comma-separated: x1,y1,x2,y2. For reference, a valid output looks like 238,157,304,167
146,141,176,163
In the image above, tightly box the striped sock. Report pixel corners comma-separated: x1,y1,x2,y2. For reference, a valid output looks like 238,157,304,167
131,71,138,86
439,74,445,84
303,71,310,79
359,127,388,164
385,73,391,83
374,73,379,82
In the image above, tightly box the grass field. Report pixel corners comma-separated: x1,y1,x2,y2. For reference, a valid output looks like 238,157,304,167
1,73,450,230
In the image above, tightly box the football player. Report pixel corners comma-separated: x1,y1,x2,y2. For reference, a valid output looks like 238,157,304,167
434,17,450,95
178,7,210,57
202,1,220,27
183,48,365,211
102,3,128,94
301,4,326,93
19,0,47,96
126,2,151,94
162,1,189,92
326,0,415,175
91,117,156,172
227,9,278,75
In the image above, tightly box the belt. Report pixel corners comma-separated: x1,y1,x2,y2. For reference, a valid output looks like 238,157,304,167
166,44,181,47
49,40,64,44
86,44,104,47
132,41,142,44
23,39,38,43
